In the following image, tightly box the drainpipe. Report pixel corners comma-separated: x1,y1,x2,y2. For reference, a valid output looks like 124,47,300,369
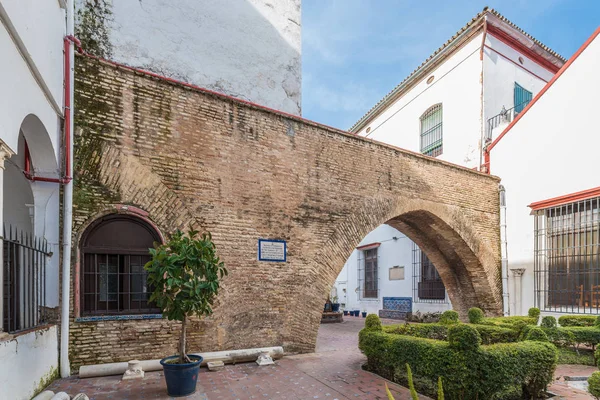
499,185,510,316
60,0,75,378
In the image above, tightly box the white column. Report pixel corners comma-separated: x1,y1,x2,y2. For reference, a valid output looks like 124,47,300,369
511,268,526,316
0,141,15,336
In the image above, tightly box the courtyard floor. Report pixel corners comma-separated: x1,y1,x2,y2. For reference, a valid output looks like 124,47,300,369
46,316,426,399
45,316,599,399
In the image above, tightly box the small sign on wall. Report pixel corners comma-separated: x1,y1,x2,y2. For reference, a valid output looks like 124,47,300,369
258,239,287,262
389,266,405,280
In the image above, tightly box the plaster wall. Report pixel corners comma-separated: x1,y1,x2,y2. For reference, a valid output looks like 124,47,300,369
0,325,59,400
356,35,483,169
491,34,600,314
76,0,302,115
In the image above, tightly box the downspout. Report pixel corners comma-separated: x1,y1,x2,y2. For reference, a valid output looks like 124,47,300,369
60,0,75,378
478,16,487,172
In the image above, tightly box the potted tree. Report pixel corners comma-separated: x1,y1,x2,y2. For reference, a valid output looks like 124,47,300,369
145,228,228,397
331,296,340,313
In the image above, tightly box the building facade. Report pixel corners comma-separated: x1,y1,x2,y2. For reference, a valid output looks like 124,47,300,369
488,27,600,316
336,8,566,318
0,1,70,398
75,0,302,115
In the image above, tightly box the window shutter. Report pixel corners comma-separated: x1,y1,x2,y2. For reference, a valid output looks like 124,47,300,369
514,83,533,114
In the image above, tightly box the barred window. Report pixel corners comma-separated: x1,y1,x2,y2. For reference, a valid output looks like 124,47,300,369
80,214,161,315
412,244,447,303
363,248,378,298
420,104,443,157
534,196,600,314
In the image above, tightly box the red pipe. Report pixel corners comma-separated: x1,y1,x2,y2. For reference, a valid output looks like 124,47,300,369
24,36,77,184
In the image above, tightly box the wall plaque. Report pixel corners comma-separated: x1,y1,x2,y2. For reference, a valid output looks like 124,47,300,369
258,239,287,262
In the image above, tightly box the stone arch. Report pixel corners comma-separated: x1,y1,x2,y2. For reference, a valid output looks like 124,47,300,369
299,195,501,348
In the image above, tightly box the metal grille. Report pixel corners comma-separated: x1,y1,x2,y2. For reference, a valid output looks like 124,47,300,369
82,254,158,315
357,249,379,300
485,99,532,143
412,243,447,303
420,104,443,157
3,225,50,333
534,196,600,314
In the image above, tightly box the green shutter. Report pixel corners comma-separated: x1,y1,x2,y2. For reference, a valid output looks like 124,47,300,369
514,83,533,114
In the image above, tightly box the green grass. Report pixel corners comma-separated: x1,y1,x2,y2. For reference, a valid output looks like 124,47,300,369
557,347,596,366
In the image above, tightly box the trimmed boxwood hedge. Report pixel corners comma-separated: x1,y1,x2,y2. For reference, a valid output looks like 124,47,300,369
383,323,519,344
558,315,597,327
360,322,557,399
562,326,600,349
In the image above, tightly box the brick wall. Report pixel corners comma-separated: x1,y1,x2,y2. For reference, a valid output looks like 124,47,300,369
69,54,501,370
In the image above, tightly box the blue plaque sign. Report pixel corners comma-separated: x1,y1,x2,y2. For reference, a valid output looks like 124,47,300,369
258,239,287,262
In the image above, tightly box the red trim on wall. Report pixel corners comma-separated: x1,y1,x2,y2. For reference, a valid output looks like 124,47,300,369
529,187,600,211
483,44,549,83
487,25,561,74
115,204,150,217
487,26,600,155
356,242,381,251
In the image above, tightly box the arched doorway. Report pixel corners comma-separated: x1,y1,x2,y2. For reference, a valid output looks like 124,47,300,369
79,214,162,315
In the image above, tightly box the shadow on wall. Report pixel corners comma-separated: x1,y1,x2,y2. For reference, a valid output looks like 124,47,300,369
75,0,302,115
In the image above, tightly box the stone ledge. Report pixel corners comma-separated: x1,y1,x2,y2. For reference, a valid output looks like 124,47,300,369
75,314,163,323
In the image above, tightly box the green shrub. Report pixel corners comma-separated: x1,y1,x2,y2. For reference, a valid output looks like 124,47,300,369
468,307,484,324
437,377,444,400
440,310,459,325
448,324,481,351
596,316,600,328
528,307,541,319
543,327,576,347
406,364,419,400
563,326,600,349
472,324,520,344
588,371,600,399
557,347,596,366
595,347,600,368
541,316,557,328
558,315,597,327
365,314,382,331
359,329,557,400
525,327,549,342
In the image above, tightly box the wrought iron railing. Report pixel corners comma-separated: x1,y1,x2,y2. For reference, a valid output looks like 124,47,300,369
3,225,51,333
412,243,448,304
485,100,531,143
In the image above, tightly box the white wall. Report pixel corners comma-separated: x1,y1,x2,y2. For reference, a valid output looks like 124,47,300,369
334,224,451,315
483,34,555,143
357,34,483,169
76,0,302,115
0,326,59,400
491,33,600,314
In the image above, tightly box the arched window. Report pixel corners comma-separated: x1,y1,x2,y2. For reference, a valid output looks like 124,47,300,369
80,214,161,316
420,104,443,157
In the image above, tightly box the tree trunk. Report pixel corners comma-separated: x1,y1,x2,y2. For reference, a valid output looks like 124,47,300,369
179,315,191,363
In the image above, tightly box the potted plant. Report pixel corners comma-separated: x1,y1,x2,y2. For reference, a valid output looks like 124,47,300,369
145,228,228,397
331,296,340,313
362,309,367,318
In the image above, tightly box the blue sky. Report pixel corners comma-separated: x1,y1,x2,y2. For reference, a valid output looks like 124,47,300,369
301,0,600,130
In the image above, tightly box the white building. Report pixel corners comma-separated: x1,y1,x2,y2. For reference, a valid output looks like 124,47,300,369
75,0,302,115
488,26,600,317
0,0,74,398
335,8,566,318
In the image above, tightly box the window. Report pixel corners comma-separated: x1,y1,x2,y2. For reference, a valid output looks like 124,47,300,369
534,196,600,314
420,104,443,157
514,83,532,114
412,244,447,303
80,214,162,315
363,248,378,298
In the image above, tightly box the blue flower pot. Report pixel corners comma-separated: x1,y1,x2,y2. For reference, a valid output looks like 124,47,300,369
362,312,367,318
354,310,360,316
343,310,348,316
332,303,340,312
160,354,203,397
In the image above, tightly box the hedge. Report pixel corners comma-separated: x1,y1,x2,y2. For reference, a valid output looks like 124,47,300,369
521,325,575,347
360,324,557,399
468,307,484,324
558,315,598,327
562,326,600,349
440,310,459,325
383,323,519,344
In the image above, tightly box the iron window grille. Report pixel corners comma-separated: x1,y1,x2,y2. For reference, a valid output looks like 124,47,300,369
420,104,443,157
534,196,600,314
80,214,161,316
357,248,379,300
3,225,51,333
412,243,447,303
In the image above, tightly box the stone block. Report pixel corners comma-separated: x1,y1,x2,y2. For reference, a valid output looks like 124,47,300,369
207,361,224,371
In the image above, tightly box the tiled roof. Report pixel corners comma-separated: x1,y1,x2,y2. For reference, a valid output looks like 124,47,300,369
350,7,566,133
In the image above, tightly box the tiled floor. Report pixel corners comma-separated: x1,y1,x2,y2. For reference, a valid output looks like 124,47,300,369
47,316,425,399
550,364,597,399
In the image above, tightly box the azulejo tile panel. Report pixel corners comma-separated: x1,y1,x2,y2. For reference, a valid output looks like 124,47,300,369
75,314,163,323
382,297,412,312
